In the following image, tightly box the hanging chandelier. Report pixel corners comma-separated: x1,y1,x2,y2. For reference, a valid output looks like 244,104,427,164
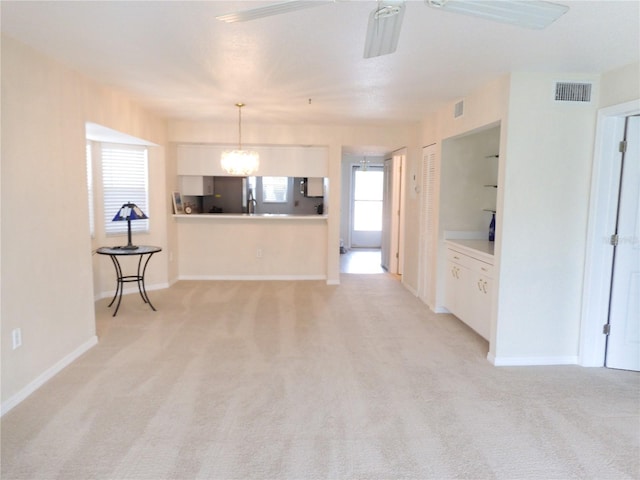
221,103,259,175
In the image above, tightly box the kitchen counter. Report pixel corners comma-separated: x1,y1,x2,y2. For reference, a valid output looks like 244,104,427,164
173,213,328,221
174,212,328,280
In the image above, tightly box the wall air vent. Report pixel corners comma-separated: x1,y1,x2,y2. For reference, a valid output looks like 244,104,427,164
554,82,593,103
454,100,464,118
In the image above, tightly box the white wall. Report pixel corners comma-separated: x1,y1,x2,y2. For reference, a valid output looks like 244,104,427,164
492,72,600,364
1,35,168,412
599,62,640,108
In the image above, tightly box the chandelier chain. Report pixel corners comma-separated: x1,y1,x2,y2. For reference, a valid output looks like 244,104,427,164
236,102,244,150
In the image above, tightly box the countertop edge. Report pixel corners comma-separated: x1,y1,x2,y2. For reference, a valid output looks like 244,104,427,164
173,214,328,220
445,239,495,263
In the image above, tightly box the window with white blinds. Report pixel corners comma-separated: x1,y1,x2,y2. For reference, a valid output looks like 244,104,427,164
262,176,288,203
101,144,149,235
86,141,95,237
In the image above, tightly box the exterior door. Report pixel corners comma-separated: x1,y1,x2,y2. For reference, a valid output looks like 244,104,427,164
350,166,383,248
606,115,640,371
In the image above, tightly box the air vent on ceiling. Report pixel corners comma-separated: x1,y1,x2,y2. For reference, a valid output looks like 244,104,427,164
554,82,593,103
454,100,464,118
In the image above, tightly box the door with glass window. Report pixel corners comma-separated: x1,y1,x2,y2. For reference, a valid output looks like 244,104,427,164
350,166,383,248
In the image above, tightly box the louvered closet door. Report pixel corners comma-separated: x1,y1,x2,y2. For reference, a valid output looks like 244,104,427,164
419,144,437,307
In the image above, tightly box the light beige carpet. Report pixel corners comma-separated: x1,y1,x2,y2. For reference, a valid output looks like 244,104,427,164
1,275,639,479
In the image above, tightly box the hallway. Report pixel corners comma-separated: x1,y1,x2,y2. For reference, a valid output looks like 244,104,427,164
340,248,385,274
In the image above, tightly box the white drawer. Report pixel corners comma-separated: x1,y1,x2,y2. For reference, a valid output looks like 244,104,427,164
447,248,493,278
447,248,473,269
471,261,493,278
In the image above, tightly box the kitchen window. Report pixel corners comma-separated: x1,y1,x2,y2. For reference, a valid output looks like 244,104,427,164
261,176,288,203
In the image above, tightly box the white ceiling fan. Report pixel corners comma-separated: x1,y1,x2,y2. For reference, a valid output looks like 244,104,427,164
217,0,569,59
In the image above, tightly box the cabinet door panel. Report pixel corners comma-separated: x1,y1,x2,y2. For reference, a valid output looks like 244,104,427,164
445,260,471,321
469,274,491,340
445,261,459,315
455,264,472,324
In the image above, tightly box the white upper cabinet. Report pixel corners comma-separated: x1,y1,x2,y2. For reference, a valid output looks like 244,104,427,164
180,175,214,196
177,144,329,177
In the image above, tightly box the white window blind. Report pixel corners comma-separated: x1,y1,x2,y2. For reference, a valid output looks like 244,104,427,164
101,144,149,235
262,176,288,203
86,141,95,237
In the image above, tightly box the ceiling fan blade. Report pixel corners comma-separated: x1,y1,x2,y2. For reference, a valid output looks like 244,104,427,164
425,0,569,30
216,0,333,23
363,1,406,59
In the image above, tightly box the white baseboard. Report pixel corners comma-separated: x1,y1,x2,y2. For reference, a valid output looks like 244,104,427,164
178,275,327,281
487,352,579,366
402,282,418,296
1,336,98,417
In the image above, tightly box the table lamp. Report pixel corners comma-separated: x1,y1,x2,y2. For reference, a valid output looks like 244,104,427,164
112,202,148,250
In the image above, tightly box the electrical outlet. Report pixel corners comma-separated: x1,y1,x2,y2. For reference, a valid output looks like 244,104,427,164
12,328,22,350
256,248,263,258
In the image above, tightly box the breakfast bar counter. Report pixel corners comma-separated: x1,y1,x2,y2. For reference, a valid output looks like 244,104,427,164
174,213,328,280
173,213,328,221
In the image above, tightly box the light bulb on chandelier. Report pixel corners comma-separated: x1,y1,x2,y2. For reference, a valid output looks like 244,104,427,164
221,103,259,175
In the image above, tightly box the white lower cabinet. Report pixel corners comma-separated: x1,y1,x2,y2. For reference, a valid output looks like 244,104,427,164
444,241,494,340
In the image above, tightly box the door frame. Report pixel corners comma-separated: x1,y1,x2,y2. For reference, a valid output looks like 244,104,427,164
381,157,394,271
580,99,640,366
381,152,405,274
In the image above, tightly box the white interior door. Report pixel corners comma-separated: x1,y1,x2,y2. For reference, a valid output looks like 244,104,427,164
381,157,401,273
381,159,392,270
606,115,640,371
418,144,437,307
396,152,406,276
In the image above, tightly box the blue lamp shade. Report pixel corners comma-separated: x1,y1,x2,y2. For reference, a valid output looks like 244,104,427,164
112,202,148,250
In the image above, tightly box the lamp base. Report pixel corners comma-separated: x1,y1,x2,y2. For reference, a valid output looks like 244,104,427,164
120,245,139,250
